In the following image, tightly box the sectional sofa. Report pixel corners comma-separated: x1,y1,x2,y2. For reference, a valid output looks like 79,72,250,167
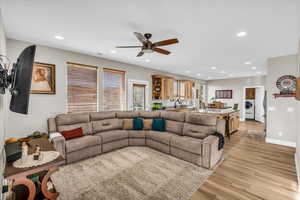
48,111,225,169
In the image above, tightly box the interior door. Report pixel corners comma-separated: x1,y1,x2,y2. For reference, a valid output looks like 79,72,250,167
255,87,265,122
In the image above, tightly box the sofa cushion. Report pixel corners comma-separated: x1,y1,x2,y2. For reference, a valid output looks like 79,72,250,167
116,111,139,119
183,123,215,139
160,111,185,122
61,127,84,140
90,112,116,121
146,131,173,145
166,120,184,135
152,118,166,131
128,130,146,138
95,130,128,143
56,113,90,126
58,122,92,135
185,113,217,126
65,135,101,153
92,119,122,133
143,119,153,130
170,135,203,155
139,111,160,118
123,119,133,130
133,117,144,130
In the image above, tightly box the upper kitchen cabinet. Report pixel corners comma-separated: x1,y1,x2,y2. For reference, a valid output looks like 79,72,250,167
176,80,194,99
152,75,174,100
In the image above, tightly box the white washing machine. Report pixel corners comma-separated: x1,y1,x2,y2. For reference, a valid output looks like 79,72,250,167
245,99,255,119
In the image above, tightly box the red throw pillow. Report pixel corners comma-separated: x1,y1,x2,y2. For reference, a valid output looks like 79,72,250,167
61,127,84,140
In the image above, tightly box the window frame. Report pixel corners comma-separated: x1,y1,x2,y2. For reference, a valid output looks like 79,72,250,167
66,62,99,113
101,68,126,111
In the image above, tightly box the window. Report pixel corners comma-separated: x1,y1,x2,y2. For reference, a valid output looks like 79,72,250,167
67,62,98,113
103,68,125,111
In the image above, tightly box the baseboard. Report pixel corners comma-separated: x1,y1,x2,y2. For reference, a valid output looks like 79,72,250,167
265,138,296,148
294,153,300,190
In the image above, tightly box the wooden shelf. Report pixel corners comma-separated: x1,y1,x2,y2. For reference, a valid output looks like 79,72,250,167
273,93,295,98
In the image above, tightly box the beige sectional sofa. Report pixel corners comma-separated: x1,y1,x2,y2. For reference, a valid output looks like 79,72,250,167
48,111,225,169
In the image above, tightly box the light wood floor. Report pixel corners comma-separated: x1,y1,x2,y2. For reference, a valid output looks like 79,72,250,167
191,121,299,200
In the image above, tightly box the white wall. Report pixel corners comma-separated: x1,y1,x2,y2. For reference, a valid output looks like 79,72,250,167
6,39,198,139
0,9,6,197
266,55,298,147
206,76,266,118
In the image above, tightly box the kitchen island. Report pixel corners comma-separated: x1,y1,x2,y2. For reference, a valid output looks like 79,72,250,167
197,109,240,139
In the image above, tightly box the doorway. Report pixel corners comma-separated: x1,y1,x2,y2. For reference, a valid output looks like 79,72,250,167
133,84,146,111
127,80,150,111
242,86,265,123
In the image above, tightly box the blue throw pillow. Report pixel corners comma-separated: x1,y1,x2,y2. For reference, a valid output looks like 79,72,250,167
152,118,166,131
133,117,144,130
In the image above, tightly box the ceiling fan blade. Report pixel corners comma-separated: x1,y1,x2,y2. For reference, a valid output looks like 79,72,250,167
136,51,144,57
134,32,147,43
153,38,179,47
153,48,171,55
116,45,142,48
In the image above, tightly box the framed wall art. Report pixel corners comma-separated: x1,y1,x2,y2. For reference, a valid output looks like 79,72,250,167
215,90,232,99
31,62,56,94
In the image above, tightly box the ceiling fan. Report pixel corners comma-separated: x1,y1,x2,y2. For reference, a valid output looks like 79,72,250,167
116,32,179,57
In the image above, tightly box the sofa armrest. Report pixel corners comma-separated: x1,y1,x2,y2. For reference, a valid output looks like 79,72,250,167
202,135,223,169
52,136,66,159
216,118,226,136
48,118,57,133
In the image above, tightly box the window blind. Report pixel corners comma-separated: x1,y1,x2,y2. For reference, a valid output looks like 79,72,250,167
103,68,125,111
67,62,98,113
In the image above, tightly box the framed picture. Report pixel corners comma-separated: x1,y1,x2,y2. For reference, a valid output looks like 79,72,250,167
31,62,56,94
215,90,232,99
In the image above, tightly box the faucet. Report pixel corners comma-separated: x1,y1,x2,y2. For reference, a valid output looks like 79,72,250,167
174,98,183,109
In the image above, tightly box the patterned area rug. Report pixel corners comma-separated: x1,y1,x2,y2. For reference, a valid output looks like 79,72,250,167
51,147,212,200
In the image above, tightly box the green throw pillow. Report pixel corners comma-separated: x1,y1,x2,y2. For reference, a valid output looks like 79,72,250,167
152,118,166,131
133,117,144,130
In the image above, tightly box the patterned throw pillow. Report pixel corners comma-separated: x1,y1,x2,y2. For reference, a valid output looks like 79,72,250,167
123,119,133,130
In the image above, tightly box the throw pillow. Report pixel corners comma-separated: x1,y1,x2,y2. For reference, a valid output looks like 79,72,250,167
133,117,144,130
123,119,133,130
152,118,166,131
143,119,153,130
61,127,83,140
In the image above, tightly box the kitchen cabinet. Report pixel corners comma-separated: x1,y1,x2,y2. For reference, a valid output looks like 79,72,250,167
229,112,240,134
152,75,174,100
176,80,193,99
246,88,256,99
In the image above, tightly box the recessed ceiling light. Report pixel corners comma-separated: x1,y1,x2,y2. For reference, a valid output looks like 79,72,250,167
245,61,251,65
211,66,216,70
185,70,191,74
197,73,201,76
220,70,225,74
54,35,64,40
111,50,117,54
145,59,150,62
251,66,257,70
237,31,247,37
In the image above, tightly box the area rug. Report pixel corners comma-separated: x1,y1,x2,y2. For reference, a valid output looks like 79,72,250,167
51,147,212,200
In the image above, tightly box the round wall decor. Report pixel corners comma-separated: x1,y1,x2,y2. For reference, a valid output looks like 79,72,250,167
276,75,296,94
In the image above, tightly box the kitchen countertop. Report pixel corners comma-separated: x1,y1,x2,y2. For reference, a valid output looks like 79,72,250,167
196,108,239,114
